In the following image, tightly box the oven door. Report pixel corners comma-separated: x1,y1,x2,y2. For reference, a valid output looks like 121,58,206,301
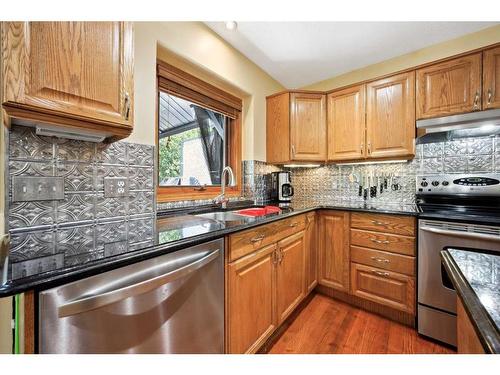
418,219,500,313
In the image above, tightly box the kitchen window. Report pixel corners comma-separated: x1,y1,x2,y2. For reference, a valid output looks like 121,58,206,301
156,61,242,202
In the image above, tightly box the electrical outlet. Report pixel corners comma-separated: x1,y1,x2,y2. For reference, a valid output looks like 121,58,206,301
104,177,129,198
12,176,64,202
11,253,64,279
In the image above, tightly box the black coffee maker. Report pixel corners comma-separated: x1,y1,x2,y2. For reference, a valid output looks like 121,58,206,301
271,172,294,202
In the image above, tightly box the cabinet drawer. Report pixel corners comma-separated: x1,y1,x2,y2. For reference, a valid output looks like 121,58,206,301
351,212,415,236
350,263,415,314
350,246,415,276
229,215,306,261
350,229,415,256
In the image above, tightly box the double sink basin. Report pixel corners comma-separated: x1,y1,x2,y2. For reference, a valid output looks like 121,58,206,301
194,206,282,222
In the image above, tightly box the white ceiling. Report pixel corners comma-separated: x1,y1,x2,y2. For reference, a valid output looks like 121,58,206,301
205,22,498,88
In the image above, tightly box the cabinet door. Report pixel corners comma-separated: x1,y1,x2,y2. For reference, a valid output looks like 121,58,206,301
416,53,482,119
318,211,350,292
305,212,318,293
327,85,366,161
366,72,415,159
266,93,290,164
483,46,500,110
350,263,415,314
2,22,134,128
276,231,306,324
227,244,277,354
290,92,327,161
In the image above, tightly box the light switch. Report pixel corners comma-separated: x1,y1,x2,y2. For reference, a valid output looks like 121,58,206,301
12,176,64,202
104,177,129,198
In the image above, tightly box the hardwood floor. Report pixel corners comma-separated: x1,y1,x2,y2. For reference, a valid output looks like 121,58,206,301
268,293,455,354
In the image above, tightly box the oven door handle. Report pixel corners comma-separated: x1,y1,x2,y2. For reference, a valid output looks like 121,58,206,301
420,226,500,243
58,249,220,318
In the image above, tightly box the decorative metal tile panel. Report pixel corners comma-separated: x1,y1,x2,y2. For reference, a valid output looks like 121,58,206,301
127,143,154,167
57,225,95,256
56,193,95,223
9,126,54,160
7,125,155,266
95,142,127,165
95,194,128,219
56,139,95,162
9,230,56,261
129,167,154,190
56,162,94,192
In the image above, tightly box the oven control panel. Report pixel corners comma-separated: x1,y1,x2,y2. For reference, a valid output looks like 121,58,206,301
416,173,500,196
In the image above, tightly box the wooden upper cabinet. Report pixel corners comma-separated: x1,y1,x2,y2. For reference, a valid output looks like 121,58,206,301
266,92,290,164
366,72,415,159
1,22,134,140
327,85,366,161
483,46,500,110
290,92,327,161
276,231,306,324
416,53,482,119
318,211,350,292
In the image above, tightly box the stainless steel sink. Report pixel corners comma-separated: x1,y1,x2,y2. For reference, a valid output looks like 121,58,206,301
194,211,248,222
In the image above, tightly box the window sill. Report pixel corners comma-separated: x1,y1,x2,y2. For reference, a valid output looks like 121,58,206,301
156,187,241,203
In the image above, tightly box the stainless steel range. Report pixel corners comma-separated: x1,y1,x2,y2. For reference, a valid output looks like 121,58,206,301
416,173,500,346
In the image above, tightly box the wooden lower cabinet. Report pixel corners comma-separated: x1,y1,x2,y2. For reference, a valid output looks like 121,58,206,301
226,218,309,354
227,244,277,354
305,212,318,292
350,262,415,314
457,298,485,354
276,231,306,324
318,211,350,292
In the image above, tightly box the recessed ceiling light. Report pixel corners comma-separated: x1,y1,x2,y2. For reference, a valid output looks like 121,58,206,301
225,21,237,31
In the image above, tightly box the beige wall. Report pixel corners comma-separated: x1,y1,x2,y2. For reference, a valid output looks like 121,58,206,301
128,22,285,161
302,24,500,91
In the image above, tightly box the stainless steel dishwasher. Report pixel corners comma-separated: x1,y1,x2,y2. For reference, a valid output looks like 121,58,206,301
39,238,224,353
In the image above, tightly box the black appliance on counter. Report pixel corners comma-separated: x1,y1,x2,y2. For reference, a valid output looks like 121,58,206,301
416,173,500,347
271,171,294,202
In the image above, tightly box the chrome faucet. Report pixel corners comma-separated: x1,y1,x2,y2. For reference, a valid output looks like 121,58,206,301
213,166,236,209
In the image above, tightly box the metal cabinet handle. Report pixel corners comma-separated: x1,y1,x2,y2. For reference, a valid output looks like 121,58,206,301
291,145,296,157
272,250,279,265
370,238,390,244
370,256,390,263
58,249,220,318
277,248,284,264
372,270,390,277
487,88,493,106
289,222,298,228
124,92,131,120
367,142,371,155
371,220,388,226
360,142,364,154
250,235,265,243
193,184,207,191
473,90,480,110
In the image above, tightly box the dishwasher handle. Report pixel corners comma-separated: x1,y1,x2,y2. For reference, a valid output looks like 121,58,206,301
420,225,500,243
58,248,220,318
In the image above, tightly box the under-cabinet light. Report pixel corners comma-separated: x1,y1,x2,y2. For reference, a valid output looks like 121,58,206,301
334,160,408,166
283,164,322,168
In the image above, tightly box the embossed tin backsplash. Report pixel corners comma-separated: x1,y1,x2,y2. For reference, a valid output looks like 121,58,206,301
243,135,500,203
7,125,156,278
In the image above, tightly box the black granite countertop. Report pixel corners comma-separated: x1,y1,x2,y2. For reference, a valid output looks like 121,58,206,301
0,200,419,297
441,248,500,354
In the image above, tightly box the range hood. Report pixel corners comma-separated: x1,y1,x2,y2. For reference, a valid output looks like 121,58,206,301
416,109,500,144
